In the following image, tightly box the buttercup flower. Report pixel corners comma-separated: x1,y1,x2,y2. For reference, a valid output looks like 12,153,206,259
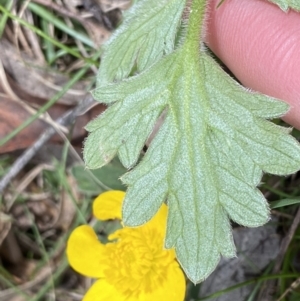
67,190,186,301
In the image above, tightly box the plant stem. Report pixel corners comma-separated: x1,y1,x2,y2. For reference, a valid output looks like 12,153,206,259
184,0,207,52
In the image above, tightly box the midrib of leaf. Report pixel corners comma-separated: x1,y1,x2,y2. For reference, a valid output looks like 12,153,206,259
177,0,210,196
178,1,220,272
163,50,223,282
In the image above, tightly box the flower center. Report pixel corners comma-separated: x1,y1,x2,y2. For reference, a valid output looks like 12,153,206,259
104,226,175,297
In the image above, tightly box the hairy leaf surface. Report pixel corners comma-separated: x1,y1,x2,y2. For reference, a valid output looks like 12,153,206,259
84,44,300,282
97,0,185,84
269,0,300,11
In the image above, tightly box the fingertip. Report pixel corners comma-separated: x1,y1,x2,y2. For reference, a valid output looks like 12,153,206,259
206,0,300,129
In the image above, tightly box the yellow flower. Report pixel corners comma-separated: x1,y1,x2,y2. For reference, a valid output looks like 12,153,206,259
67,191,186,301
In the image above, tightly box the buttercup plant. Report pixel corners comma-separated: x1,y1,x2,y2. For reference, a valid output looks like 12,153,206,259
67,191,185,301
83,0,300,283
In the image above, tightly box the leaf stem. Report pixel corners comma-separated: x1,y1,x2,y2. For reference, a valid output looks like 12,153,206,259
185,0,207,52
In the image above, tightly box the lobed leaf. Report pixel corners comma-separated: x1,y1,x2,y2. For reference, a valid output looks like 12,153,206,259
84,46,300,282
85,55,176,169
96,0,185,84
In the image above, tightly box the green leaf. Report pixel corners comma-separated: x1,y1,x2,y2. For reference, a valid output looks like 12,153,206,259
271,198,300,209
84,0,300,284
97,0,185,84
71,165,103,195
71,158,127,195
85,56,174,169
84,44,300,282
269,0,300,11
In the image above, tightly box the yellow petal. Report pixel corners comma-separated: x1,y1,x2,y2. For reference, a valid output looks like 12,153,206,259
83,279,129,301
66,225,106,278
93,191,125,221
139,261,186,301
140,203,168,236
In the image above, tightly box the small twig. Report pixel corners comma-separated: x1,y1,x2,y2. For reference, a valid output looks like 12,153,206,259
258,207,300,301
0,266,52,301
7,163,54,210
56,0,98,74
276,277,300,301
0,95,96,196
22,9,46,64
274,207,300,271
0,62,68,133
